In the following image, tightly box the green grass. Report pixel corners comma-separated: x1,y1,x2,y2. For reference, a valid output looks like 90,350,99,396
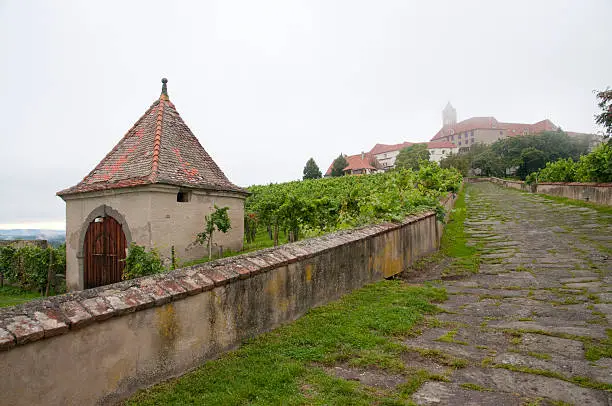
494,363,612,391
0,286,41,308
536,193,612,219
440,186,480,277
527,352,552,360
435,329,468,345
460,383,493,392
127,280,447,405
407,347,469,369
584,329,612,361
398,369,449,396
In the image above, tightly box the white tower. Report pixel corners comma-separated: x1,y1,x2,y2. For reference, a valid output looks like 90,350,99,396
442,102,457,127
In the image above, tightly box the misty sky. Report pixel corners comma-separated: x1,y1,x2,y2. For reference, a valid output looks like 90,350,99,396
0,1,610,229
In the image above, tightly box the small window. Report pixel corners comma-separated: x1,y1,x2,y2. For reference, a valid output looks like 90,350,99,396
442,150,445,154
177,190,192,203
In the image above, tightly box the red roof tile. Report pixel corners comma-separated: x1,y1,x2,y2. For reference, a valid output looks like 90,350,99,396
58,80,246,196
325,153,379,176
431,117,558,141
431,117,498,140
369,142,413,155
427,141,456,149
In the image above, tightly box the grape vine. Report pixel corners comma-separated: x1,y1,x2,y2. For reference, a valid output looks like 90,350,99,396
245,162,462,244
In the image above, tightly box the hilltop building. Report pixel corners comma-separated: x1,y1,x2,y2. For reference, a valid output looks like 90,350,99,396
324,152,382,176
432,102,559,148
369,141,457,168
325,141,458,175
57,79,248,291
426,141,459,163
369,142,413,170
431,102,599,150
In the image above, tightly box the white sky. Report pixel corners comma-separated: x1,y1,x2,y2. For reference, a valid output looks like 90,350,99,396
0,0,611,229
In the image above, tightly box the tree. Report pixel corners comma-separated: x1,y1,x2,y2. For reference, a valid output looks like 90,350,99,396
595,87,612,140
517,147,547,179
331,154,348,177
196,205,232,260
303,158,322,179
395,144,430,170
472,150,504,177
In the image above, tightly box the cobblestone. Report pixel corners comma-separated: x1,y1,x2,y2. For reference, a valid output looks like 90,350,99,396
409,183,612,405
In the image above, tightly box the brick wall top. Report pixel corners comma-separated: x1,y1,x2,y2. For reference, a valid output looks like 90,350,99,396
470,177,612,188
0,211,435,351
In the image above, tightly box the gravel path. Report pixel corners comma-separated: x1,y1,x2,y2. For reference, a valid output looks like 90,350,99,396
409,182,612,405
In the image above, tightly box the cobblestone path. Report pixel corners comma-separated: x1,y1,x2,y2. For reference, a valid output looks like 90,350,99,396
410,182,612,405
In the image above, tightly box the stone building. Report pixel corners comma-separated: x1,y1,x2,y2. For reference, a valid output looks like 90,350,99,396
426,141,458,163
324,152,383,176
368,141,457,169
431,102,559,148
369,142,413,170
57,79,248,291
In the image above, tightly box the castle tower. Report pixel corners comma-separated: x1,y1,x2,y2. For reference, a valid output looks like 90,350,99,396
442,102,457,127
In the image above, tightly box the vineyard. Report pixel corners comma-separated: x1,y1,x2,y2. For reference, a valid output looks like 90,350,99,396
244,162,462,245
0,163,461,303
0,244,66,305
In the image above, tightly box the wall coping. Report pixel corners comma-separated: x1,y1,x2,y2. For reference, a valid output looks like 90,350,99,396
0,210,436,351
469,177,612,188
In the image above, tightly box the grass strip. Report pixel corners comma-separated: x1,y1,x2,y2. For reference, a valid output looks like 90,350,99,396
0,286,41,308
440,185,480,277
127,280,446,405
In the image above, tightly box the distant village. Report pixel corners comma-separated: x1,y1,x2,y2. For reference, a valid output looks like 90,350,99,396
325,102,600,176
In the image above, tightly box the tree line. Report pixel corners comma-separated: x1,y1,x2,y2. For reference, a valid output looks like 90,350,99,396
440,131,594,179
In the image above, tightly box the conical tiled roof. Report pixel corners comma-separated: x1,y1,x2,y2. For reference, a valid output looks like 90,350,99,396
58,79,246,196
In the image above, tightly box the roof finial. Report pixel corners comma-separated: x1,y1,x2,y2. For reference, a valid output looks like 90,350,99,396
161,78,168,98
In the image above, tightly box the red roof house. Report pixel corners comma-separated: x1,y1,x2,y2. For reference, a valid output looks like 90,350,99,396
325,153,381,176
57,79,247,291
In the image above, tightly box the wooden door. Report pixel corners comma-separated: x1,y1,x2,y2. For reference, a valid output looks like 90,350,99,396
84,216,127,289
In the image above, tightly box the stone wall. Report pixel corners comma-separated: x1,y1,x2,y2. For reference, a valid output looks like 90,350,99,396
0,195,456,405
467,177,612,206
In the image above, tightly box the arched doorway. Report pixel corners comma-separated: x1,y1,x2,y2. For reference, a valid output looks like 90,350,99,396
83,215,127,289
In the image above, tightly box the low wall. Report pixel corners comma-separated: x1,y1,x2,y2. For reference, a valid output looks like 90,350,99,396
467,177,612,206
0,195,456,405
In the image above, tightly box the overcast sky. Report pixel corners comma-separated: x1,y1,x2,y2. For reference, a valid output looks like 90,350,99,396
0,1,610,229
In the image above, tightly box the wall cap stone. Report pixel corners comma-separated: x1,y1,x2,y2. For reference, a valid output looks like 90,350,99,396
0,209,439,351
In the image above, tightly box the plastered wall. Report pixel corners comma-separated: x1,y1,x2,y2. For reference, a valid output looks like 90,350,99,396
0,196,456,406
62,185,245,291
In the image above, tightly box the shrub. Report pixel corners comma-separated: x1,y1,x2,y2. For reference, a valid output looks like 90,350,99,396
122,243,165,280
528,158,577,183
575,143,612,183
527,143,612,184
